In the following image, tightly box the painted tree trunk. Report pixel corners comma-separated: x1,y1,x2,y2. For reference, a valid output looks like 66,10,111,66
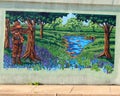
99,24,112,59
40,22,44,39
4,19,10,48
23,20,40,61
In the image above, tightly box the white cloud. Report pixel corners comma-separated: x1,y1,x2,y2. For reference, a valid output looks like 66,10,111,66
62,13,76,25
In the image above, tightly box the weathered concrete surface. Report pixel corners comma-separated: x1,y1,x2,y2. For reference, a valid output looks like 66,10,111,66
0,0,116,5
0,85,120,96
0,0,119,6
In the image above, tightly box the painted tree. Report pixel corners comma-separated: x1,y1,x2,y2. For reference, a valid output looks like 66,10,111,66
6,11,67,38
4,18,10,48
6,11,67,61
51,17,63,30
6,11,25,24
6,11,40,61
38,12,67,38
76,14,116,58
40,21,44,38
65,18,83,32
22,19,40,61
44,17,64,30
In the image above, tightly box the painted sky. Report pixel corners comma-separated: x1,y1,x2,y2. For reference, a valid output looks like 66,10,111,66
62,13,89,26
62,13,76,25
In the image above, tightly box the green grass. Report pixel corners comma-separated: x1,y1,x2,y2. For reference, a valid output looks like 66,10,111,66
76,31,115,64
34,30,72,63
5,26,115,70
33,26,115,66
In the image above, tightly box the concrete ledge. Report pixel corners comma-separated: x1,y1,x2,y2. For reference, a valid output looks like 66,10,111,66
1,0,120,6
0,94,56,96
114,0,120,5
0,0,117,5
0,85,120,96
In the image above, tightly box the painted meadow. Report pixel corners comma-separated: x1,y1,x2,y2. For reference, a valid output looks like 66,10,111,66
4,11,116,74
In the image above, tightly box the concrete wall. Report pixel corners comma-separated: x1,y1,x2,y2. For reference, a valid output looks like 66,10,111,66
0,0,120,84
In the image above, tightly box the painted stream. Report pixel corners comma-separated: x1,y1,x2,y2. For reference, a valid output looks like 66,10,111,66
63,36,93,57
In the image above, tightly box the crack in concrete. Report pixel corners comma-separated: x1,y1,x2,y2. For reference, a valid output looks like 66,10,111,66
69,86,74,93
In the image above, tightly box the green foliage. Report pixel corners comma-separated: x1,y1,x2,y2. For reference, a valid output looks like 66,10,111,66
44,23,53,30
44,17,83,32
6,11,67,24
75,27,115,65
29,82,43,85
51,17,63,30
75,14,116,26
65,18,83,32
91,64,100,71
104,64,113,73
88,20,99,32
4,48,12,54
33,63,42,71
78,57,91,68
35,30,71,66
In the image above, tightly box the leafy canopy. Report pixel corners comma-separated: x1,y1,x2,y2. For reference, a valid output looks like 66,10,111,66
6,11,67,24
75,14,116,26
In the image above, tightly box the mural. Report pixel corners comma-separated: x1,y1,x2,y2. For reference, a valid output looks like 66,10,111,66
4,11,116,74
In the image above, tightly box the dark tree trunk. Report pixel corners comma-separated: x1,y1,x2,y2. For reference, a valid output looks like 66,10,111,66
40,22,44,39
4,19,10,48
99,23,113,59
23,19,40,61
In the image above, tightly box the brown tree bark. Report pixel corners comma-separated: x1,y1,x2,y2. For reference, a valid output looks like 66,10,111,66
23,19,40,61
4,18,10,48
99,23,113,59
40,22,44,39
